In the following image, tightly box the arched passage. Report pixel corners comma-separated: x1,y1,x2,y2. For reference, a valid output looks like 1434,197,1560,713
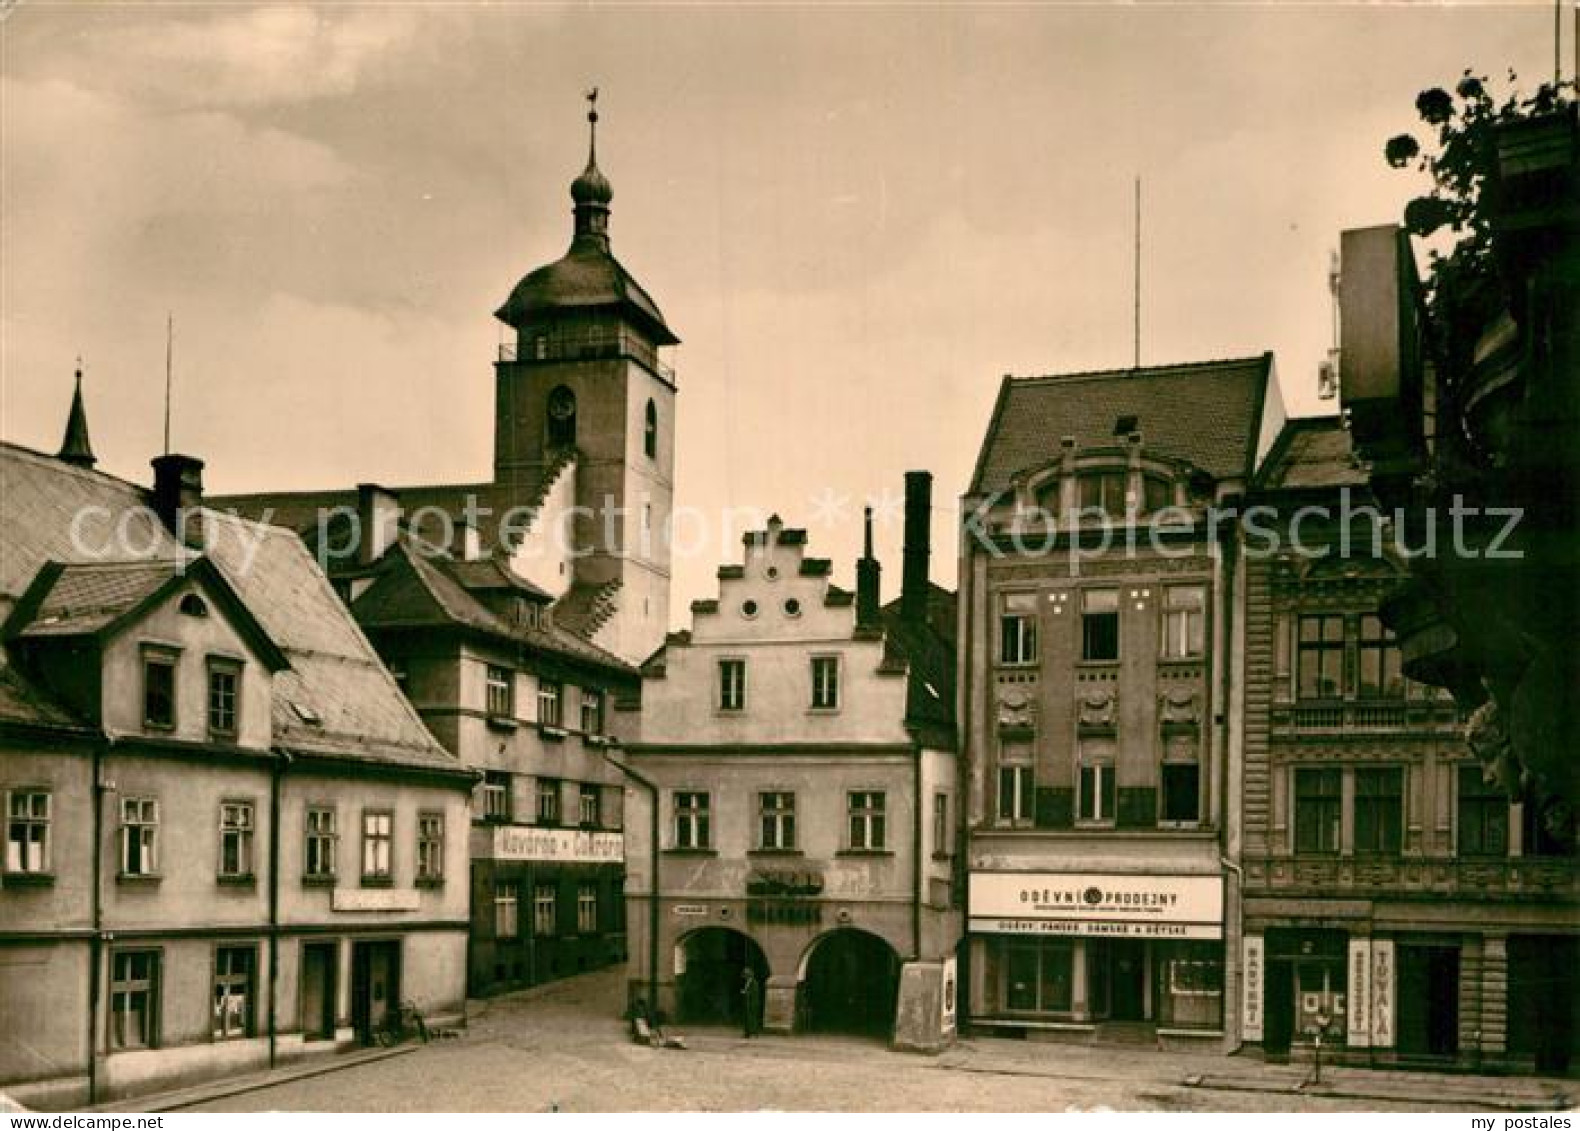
675,927,768,1027
800,928,901,1037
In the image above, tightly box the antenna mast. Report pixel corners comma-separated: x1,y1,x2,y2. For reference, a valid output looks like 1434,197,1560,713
163,313,173,456
1133,177,1141,370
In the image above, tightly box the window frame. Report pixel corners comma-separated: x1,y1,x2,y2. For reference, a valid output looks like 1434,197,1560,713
578,784,601,830
810,655,841,711
218,800,255,880
758,791,797,851
360,809,394,884
6,788,52,875
120,796,159,877
206,657,241,741
718,658,747,712
536,778,561,827
847,790,887,851
577,882,598,934
644,399,659,460
1076,760,1116,826
495,880,520,940
486,664,514,719
1293,766,1343,855
1296,614,1346,701
998,593,1040,667
672,791,712,850
416,811,445,884
212,944,257,1041
304,805,337,881
142,647,179,731
533,882,557,937
1353,766,1404,856
1456,764,1509,858
481,772,510,823
1076,469,1129,517
1357,614,1403,700
1160,584,1206,660
110,948,161,1051
580,688,605,736
933,791,951,858
536,678,563,729
1080,588,1120,663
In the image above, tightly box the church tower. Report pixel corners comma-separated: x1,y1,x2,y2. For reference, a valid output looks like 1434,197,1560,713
492,93,678,665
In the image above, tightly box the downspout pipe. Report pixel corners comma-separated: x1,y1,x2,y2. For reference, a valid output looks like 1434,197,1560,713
87,735,109,1106
602,748,660,1013
268,750,289,1069
911,739,923,962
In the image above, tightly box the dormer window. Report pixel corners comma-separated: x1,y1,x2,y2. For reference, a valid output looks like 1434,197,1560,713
1142,473,1173,514
142,647,178,730
179,593,209,618
1077,471,1128,516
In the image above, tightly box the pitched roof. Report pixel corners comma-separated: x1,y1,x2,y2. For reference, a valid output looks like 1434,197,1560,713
0,442,461,774
352,535,636,679
969,355,1275,494
1253,415,1370,493
880,584,958,750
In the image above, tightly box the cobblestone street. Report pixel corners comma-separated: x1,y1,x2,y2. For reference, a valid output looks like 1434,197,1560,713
173,967,1573,1113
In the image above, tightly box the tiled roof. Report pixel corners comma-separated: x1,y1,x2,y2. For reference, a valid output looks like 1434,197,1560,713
353,535,636,679
0,660,84,732
1254,415,1370,492
880,584,958,749
13,561,179,638
969,355,1274,494
0,442,461,774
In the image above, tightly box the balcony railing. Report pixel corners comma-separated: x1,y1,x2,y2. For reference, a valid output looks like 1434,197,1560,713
1247,853,1579,899
498,330,675,384
1271,698,1461,735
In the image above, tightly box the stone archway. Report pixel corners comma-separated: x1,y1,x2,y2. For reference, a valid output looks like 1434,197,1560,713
799,928,901,1037
675,927,768,1027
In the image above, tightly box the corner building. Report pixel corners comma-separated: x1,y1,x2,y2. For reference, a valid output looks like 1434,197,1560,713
958,356,1280,1047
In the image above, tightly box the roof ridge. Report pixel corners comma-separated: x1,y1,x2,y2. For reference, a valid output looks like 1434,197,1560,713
0,440,150,493
1008,354,1268,386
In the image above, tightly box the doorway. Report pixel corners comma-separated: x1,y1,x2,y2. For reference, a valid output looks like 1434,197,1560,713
675,928,768,1026
802,929,901,1036
301,941,338,1041
1104,940,1149,1022
351,940,401,1045
1398,944,1460,1058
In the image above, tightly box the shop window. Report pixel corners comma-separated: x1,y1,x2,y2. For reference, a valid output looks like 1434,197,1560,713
111,950,160,1050
759,791,796,850
1294,768,1341,854
999,593,1039,666
1157,942,1224,1030
1357,615,1403,699
212,946,255,1040
1161,585,1205,659
1297,615,1345,699
1081,589,1120,662
1002,940,1074,1014
495,881,520,939
1353,767,1403,855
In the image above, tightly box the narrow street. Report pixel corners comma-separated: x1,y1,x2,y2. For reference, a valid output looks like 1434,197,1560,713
176,967,1572,1113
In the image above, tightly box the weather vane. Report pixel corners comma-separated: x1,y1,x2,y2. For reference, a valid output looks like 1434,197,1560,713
585,86,599,124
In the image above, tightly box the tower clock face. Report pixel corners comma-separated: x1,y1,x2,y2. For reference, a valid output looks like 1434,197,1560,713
548,387,576,421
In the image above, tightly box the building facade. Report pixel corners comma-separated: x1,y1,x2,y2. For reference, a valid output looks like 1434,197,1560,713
619,475,961,1051
334,518,638,996
0,433,474,1109
212,103,678,995
1239,416,1579,1073
957,357,1280,1047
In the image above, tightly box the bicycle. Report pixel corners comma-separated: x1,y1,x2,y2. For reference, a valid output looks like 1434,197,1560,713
375,999,431,1046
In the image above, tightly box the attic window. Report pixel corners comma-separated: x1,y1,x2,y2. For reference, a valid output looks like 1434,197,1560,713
179,594,209,618
1113,414,1139,436
290,701,322,726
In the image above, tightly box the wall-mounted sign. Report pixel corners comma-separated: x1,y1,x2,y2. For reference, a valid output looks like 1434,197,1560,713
1242,935,1264,1041
1371,939,1395,1049
332,888,420,912
492,826,624,864
968,872,1223,938
673,904,708,917
1347,938,1373,1048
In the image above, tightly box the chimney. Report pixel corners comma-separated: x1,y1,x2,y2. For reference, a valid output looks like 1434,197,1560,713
356,483,402,566
901,469,932,623
151,454,205,548
856,506,881,628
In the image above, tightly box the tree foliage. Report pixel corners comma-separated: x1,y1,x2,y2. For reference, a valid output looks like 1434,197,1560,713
1385,70,1574,304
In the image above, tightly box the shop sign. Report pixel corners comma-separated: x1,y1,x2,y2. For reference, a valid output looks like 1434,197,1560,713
747,899,821,927
941,956,958,1036
492,826,624,864
1371,939,1395,1049
332,888,420,912
1347,939,1372,1048
1242,935,1264,1041
968,872,1223,938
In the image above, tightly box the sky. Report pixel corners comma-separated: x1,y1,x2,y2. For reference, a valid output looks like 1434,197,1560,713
0,1,1569,619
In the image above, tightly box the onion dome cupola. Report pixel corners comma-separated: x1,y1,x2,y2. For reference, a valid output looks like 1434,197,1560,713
495,89,679,348
58,364,96,469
